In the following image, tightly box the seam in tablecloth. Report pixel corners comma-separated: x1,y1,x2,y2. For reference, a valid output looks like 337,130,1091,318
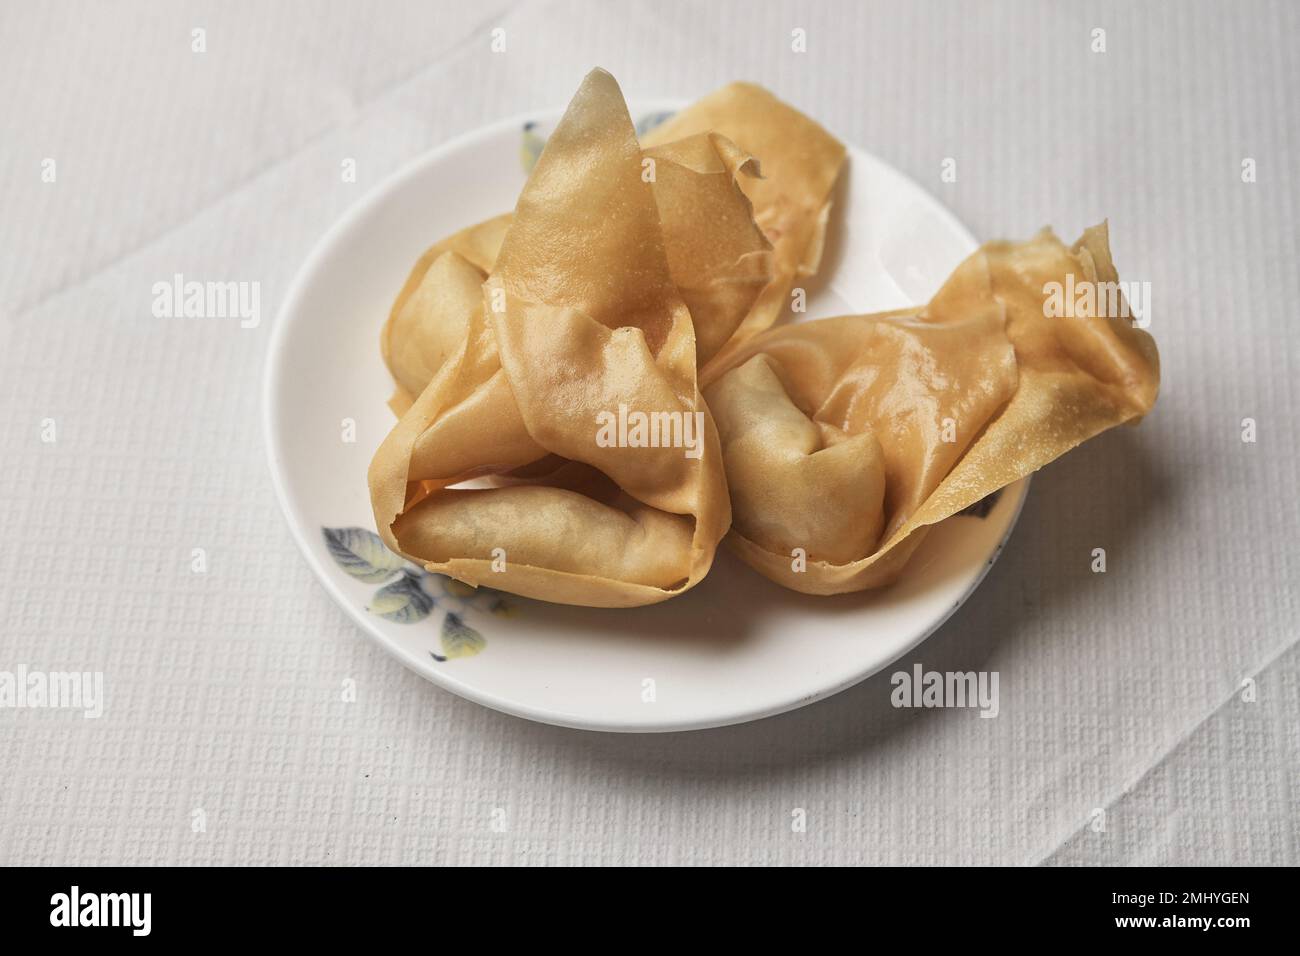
1031,631,1300,866
7,0,538,321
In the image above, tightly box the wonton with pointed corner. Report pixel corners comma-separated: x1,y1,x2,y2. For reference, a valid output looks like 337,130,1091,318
369,68,1159,606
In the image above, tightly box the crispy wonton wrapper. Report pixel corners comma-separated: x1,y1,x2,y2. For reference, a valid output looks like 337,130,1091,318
381,79,840,409
368,69,732,608
382,215,511,414
703,223,1160,594
642,81,847,379
380,133,773,415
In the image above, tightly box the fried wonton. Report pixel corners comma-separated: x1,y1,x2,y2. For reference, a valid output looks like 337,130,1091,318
368,69,731,607
703,223,1160,594
380,124,774,413
642,81,847,377
382,216,510,414
382,77,847,405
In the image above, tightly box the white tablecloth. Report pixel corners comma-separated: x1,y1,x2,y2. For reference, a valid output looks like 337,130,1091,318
2,0,1296,866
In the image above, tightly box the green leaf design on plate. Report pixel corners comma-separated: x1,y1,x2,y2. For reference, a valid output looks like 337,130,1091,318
440,611,485,659
441,576,480,599
322,527,406,583
369,570,435,623
324,525,503,657
520,122,546,174
440,575,511,613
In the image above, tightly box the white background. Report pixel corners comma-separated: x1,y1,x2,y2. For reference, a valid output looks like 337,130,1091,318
1,0,1295,865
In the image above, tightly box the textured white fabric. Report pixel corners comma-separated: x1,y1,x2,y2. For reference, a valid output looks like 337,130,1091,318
1,0,1295,866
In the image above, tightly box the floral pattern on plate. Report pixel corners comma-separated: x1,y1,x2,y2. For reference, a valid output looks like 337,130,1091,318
322,527,510,661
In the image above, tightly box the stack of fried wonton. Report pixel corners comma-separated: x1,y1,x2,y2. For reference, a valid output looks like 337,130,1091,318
369,68,1159,606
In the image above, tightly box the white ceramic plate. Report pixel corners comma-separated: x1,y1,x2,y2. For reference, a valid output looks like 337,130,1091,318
263,99,1028,732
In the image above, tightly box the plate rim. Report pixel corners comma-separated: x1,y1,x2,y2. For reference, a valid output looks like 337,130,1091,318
262,99,1030,733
